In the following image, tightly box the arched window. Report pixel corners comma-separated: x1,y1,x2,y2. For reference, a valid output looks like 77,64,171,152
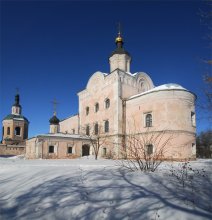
7,127,10,135
95,103,99,112
86,107,89,115
86,125,90,136
145,114,152,127
49,145,54,153
94,123,98,135
105,98,110,109
104,120,109,133
146,144,153,155
15,127,21,136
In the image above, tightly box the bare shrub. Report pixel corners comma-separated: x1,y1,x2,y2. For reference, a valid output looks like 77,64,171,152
118,129,174,172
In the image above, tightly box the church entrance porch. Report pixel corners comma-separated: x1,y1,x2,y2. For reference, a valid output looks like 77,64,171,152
82,144,90,156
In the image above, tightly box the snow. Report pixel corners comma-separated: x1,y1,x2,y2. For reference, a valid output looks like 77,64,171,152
0,157,211,220
29,133,90,140
129,83,188,100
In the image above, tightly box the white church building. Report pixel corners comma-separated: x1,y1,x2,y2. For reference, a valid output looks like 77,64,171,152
26,32,196,160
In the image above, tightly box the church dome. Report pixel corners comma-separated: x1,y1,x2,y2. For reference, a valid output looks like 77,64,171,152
49,115,60,125
110,32,130,57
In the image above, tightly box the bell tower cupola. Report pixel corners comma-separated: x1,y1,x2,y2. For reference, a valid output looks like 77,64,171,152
49,99,60,134
12,92,22,115
109,25,131,73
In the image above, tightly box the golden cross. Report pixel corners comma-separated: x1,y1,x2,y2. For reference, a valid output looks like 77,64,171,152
51,98,59,115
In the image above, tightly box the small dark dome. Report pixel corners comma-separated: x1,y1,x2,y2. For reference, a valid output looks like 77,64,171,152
49,115,60,125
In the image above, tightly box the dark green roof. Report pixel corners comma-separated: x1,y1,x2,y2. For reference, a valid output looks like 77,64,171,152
49,115,60,125
3,114,29,123
110,47,130,57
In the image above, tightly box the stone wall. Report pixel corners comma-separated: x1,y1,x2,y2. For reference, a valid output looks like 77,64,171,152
0,144,25,156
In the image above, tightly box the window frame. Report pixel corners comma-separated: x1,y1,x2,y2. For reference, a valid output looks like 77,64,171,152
104,120,109,133
15,127,21,136
94,123,98,135
67,146,73,154
105,98,110,109
7,127,10,135
146,144,153,155
86,125,90,136
95,103,99,113
191,112,196,127
49,145,54,153
145,113,152,127
86,106,89,116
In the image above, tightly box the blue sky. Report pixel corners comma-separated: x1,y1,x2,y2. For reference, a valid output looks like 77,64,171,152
0,0,211,138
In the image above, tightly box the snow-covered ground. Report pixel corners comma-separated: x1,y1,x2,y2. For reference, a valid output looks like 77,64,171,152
0,156,212,220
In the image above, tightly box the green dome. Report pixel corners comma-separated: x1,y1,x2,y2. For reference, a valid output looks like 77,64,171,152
49,115,60,125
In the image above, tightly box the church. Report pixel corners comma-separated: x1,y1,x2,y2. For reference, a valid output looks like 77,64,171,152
2,31,197,160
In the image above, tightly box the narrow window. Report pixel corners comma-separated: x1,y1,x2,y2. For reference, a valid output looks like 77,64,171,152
72,129,75,134
7,127,10,135
49,145,54,153
68,146,72,154
86,125,90,136
95,103,99,112
2,127,4,136
15,127,21,136
94,123,98,135
103,147,107,156
104,120,109,133
105,99,110,109
146,144,153,155
86,107,89,115
145,114,152,127
191,112,196,127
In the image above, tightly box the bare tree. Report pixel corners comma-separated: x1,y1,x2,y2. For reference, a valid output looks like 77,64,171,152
199,0,212,120
81,124,109,160
117,129,175,172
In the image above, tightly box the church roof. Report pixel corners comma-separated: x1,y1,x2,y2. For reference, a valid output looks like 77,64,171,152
129,83,195,100
28,133,90,140
3,114,29,122
110,47,130,57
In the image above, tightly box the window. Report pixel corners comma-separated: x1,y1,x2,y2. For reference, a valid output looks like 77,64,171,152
103,147,107,156
94,123,98,135
2,127,4,136
15,127,21,136
95,103,99,112
105,98,110,109
49,145,54,153
191,112,196,127
72,129,75,134
86,107,89,115
146,144,153,155
86,125,90,136
145,114,152,127
68,146,72,154
104,120,109,133
7,127,10,135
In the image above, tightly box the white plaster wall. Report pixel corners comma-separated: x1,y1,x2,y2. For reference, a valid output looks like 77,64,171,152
60,115,79,134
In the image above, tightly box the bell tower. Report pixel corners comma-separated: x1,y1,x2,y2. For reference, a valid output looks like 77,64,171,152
2,92,29,145
109,25,131,73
